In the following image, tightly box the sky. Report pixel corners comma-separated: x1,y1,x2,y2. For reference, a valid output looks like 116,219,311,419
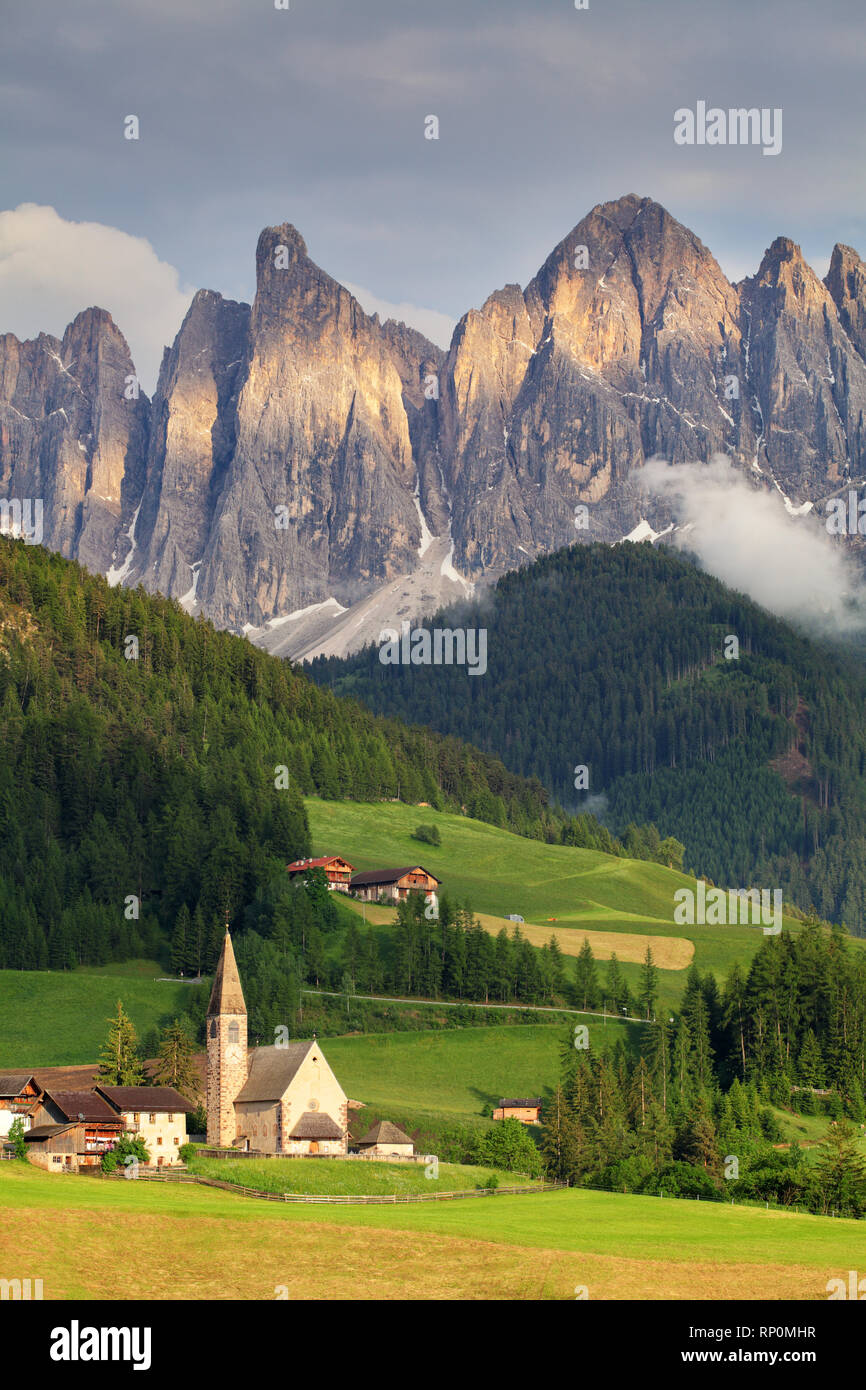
1,0,864,392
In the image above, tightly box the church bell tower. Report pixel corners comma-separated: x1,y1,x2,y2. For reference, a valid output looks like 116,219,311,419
206,928,248,1147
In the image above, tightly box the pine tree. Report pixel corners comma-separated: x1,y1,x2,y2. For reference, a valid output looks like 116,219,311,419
152,1018,198,1097
812,1120,866,1217
605,953,629,1015
171,904,190,977
547,935,565,996
573,938,598,1011
638,944,659,1020
97,1000,144,1085
678,1094,720,1174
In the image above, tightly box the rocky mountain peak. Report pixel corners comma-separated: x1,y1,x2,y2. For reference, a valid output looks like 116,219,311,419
255,222,308,275
4,196,866,655
826,242,866,361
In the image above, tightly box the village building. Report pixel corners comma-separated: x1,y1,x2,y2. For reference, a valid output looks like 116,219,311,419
493,1098,543,1125
25,1090,124,1170
355,1120,415,1158
286,855,354,892
350,865,441,908
206,929,349,1155
0,1073,41,1138
95,1086,193,1166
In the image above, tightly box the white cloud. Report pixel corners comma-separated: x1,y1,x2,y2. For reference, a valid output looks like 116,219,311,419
640,455,866,634
343,280,455,350
0,204,194,394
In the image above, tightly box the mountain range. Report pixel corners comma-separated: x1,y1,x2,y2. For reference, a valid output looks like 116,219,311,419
3,193,866,657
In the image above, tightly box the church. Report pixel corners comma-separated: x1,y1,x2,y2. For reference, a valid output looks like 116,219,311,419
207,930,349,1155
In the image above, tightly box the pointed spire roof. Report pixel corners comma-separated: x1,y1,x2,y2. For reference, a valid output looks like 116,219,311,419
207,930,247,1017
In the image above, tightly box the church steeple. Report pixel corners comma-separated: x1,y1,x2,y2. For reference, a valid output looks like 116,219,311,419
206,927,248,1147
207,929,247,1017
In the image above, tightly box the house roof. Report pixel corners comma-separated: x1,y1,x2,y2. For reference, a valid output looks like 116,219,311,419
207,930,247,1017
96,1086,194,1114
42,1090,123,1123
357,1120,414,1147
0,1073,36,1097
350,866,441,888
288,1111,344,1140
498,1098,542,1109
234,1041,316,1104
287,856,354,872
24,1124,77,1141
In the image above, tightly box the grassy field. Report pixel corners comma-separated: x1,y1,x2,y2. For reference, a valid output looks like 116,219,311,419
186,1156,538,1195
2,1161,862,1300
344,897,694,968
0,966,194,1069
307,797,826,1008
324,1022,629,1121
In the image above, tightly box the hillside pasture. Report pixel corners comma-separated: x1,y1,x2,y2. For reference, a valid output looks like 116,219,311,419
2,1162,862,1301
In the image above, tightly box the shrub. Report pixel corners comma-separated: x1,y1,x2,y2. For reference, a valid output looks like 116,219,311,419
412,824,441,846
8,1117,27,1161
178,1143,198,1164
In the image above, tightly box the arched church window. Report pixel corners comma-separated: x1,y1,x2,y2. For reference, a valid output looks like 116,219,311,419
209,1020,217,1038
228,1021,239,1044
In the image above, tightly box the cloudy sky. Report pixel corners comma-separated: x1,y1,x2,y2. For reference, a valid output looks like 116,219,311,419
1,0,864,390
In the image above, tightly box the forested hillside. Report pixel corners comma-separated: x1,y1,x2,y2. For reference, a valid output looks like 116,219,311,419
310,543,866,934
0,538,660,972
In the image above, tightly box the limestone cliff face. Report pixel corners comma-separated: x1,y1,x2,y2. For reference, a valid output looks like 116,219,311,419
441,195,751,574
0,309,148,569
130,290,250,602
194,225,427,627
739,237,866,495
826,243,866,365
4,196,866,638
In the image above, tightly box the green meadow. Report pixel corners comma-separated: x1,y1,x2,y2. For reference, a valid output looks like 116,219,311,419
307,797,830,1008
2,1161,862,1301
0,965,193,1069
186,1155,538,1195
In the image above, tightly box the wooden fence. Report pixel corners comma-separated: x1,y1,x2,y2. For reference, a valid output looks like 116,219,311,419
106,1170,567,1205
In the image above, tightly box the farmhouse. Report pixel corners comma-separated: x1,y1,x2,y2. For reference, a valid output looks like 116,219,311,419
286,855,354,892
0,1073,41,1138
25,1090,124,1170
493,1098,542,1125
350,865,441,907
207,929,349,1154
95,1086,193,1165
355,1120,415,1158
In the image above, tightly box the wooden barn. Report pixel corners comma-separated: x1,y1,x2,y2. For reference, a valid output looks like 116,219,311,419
26,1090,124,1171
0,1073,42,1140
286,856,355,892
355,1120,415,1158
493,1098,543,1125
350,866,441,906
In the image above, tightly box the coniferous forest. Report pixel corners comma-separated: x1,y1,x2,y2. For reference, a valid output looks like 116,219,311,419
311,543,866,934
540,923,866,1216
0,537,664,972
